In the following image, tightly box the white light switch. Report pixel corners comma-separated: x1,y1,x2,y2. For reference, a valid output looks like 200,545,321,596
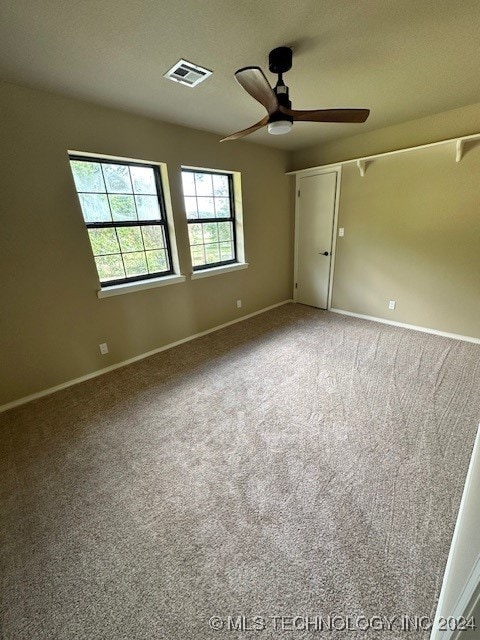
338,228,345,237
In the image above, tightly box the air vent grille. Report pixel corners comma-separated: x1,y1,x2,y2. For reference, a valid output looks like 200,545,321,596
164,59,212,87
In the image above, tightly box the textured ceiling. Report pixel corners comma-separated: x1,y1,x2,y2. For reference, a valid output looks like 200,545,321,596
1,0,480,150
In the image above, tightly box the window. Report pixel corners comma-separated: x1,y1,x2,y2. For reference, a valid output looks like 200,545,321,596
181,169,237,270
69,155,174,286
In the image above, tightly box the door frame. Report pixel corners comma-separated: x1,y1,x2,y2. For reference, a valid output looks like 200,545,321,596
293,165,343,309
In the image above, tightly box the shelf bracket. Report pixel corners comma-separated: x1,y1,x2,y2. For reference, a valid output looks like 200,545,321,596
356,159,367,177
456,139,464,163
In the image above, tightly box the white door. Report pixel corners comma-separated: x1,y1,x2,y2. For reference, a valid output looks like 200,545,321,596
296,171,337,309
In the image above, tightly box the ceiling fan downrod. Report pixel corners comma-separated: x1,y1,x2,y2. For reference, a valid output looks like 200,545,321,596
268,47,293,132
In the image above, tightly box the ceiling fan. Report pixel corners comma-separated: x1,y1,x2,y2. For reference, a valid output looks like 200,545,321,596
221,46,370,141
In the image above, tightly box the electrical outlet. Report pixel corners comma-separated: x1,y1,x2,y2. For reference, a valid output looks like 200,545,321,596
388,300,396,310
99,342,109,355
338,228,345,237
236,300,242,309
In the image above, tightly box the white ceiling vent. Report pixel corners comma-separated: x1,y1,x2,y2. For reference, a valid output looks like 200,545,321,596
164,59,212,87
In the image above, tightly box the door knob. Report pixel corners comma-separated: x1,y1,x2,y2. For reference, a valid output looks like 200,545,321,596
319,251,329,256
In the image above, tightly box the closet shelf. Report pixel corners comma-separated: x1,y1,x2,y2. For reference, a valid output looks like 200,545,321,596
287,132,480,177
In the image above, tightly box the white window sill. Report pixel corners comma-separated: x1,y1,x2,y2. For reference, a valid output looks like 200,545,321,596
191,262,249,280
97,274,186,298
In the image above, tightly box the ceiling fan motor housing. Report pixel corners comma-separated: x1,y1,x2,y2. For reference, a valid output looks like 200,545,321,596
268,47,293,75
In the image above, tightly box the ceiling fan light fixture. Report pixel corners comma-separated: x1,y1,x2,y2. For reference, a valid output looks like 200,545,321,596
267,120,292,135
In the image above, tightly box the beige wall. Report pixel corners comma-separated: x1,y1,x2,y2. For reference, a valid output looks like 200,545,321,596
290,107,480,340
0,81,293,406
331,149,480,338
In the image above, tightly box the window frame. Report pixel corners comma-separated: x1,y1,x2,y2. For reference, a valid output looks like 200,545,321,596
69,154,175,287
181,168,238,271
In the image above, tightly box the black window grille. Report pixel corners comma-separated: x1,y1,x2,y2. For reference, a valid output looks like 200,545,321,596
181,169,237,270
69,155,174,286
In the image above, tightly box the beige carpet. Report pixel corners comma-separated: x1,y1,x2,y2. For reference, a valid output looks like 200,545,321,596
1,304,479,639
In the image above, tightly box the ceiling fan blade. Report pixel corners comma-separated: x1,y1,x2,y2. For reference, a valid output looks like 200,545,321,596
220,116,269,142
235,67,279,115
279,106,370,123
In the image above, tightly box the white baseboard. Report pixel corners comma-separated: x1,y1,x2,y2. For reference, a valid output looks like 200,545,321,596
0,299,293,414
330,308,480,345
